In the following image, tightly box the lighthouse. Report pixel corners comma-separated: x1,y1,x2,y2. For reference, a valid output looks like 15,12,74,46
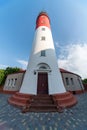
8,12,77,111
20,12,66,95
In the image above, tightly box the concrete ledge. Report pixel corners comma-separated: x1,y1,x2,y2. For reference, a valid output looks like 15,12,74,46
69,90,85,94
0,90,18,94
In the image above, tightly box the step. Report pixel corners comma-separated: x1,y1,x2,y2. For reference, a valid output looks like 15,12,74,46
27,94,58,112
12,95,30,101
53,92,77,108
28,108,57,112
8,98,25,107
31,100,53,104
15,92,33,98
32,96,52,100
30,104,56,107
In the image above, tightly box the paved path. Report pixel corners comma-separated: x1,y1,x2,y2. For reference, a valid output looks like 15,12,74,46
0,93,87,130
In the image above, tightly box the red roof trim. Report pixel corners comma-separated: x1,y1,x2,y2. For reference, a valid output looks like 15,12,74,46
7,70,26,76
60,68,81,77
7,68,81,78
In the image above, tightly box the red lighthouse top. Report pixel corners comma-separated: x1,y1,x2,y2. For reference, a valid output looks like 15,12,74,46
36,12,50,29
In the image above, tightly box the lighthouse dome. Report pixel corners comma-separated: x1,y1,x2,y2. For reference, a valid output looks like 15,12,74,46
36,11,50,29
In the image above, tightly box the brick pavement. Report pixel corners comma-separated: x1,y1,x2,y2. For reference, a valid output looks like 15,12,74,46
0,93,87,130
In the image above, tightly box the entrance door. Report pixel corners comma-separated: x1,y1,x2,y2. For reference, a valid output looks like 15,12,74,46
37,72,48,94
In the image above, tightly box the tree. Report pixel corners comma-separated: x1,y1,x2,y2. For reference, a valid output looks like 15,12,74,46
0,69,5,85
4,67,20,76
82,78,87,84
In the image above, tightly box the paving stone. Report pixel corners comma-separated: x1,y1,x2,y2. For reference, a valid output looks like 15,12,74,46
0,93,87,130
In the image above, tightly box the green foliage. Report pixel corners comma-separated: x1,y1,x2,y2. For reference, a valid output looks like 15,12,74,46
4,67,20,76
0,69,5,85
82,78,87,84
0,67,20,86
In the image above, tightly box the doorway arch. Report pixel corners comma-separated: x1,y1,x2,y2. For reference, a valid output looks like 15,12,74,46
36,63,51,94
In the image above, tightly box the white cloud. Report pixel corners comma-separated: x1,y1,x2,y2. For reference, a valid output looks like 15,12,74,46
17,60,28,69
58,43,87,79
0,64,7,69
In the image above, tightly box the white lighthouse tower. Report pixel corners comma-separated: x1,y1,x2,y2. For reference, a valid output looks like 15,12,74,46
20,12,66,95
9,12,77,110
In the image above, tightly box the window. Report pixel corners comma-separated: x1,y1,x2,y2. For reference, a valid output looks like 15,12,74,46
14,78,17,86
9,79,11,86
78,78,83,89
66,78,69,86
41,50,46,56
13,78,17,86
71,78,74,85
39,66,47,69
7,79,10,86
41,36,45,41
11,79,13,86
42,28,45,31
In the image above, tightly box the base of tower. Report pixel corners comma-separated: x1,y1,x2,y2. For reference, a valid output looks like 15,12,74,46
53,92,77,108
8,91,77,112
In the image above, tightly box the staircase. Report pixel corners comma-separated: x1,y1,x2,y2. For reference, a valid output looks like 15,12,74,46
23,94,58,112
8,92,77,113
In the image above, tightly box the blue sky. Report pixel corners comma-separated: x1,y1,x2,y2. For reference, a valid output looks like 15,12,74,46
0,0,87,78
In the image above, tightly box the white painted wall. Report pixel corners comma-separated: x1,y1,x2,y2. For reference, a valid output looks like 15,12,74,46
20,26,66,94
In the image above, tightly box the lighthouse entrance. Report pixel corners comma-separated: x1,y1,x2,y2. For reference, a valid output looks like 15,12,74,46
37,72,48,94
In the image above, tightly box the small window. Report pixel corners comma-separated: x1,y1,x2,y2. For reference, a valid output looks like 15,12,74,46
14,78,17,86
41,50,46,56
7,79,10,86
39,66,47,69
66,78,69,86
71,78,74,85
8,79,11,86
78,78,83,89
41,36,45,41
42,28,45,31
11,79,13,86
